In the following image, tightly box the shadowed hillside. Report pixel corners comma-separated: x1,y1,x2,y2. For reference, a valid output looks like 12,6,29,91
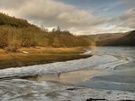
91,30,135,46
113,30,135,46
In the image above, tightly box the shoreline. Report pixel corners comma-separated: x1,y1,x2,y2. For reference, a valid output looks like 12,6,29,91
0,47,92,69
0,47,135,100
1,78,135,101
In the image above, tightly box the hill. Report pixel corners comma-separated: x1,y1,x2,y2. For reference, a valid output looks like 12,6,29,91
91,31,135,46
111,30,135,46
0,12,95,51
0,13,31,27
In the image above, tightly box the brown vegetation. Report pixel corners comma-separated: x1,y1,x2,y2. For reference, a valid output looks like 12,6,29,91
0,12,95,52
0,47,91,69
90,30,135,46
0,12,95,68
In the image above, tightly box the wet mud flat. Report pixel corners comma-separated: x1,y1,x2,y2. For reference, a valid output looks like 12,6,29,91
0,65,134,100
23,69,103,84
0,47,135,101
20,68,135,101
0,78,135,101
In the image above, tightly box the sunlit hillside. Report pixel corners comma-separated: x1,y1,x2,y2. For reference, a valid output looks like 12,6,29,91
0,12,95,52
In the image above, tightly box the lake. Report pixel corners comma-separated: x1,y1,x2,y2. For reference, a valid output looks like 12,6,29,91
0,47,135,101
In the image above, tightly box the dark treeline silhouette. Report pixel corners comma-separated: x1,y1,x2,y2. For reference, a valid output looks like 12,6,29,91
90,30,135,46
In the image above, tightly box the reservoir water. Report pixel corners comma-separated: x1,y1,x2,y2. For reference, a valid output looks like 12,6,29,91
0,47,135,101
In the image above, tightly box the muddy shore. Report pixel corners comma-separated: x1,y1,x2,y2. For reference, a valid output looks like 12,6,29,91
0,47,92,69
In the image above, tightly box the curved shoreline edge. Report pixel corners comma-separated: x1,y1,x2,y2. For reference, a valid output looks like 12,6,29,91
0,47,92,69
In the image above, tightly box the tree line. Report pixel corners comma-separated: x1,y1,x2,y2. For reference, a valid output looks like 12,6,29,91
0,12,95,51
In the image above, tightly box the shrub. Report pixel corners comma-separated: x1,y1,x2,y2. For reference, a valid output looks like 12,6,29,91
5,40,20,52
0,32,8,48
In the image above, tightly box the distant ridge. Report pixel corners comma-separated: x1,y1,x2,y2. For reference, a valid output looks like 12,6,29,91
91,30,135,46
114,30,135,46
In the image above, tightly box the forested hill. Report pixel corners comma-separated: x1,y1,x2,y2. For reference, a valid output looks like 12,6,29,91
0,12,95,51
91,30,135,46
0,13,31,27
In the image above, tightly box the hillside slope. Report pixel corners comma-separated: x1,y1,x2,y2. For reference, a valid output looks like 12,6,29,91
0,13,31,27
0,12,95,51
113,30,135,46
93,31,135,46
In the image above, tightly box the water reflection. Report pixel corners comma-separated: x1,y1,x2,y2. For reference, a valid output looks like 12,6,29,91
24,69,104,84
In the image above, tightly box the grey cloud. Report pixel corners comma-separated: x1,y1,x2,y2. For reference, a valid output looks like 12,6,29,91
117,8,135,28
108,8,135,29
123,0,135,6
0,0,134,35
0,0,104,30
0,0,27,9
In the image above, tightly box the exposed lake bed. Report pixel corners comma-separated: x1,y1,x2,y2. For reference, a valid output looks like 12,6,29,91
1,79,135,101
0,47,135,101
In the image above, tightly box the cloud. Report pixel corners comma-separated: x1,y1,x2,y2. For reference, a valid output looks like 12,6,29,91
0,0,104,32
0,0,134,35
123,0,135,6
2,0,103,28
116,8,135,28
97,7,135,34
0,0,27,9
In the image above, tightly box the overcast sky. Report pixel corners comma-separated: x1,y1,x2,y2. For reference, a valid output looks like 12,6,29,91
0,0,135,35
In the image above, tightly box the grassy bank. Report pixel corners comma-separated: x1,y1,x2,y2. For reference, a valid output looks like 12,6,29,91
0,13,94,69
0,47,92,69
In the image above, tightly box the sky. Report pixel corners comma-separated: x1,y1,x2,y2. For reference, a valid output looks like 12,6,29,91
0,0,135,35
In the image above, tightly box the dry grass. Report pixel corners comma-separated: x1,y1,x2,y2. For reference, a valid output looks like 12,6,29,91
0,47,91,69
0,49,19,68
18,47,83,54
